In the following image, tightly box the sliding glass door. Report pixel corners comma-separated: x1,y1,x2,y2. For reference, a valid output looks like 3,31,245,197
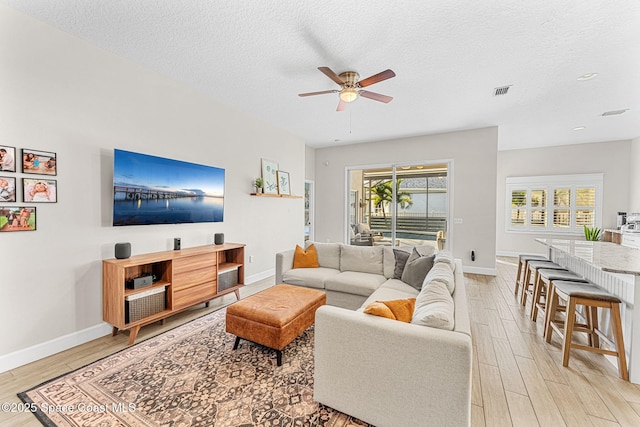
347,162,449,250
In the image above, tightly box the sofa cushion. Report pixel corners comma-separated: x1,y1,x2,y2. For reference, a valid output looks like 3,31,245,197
401,248,435,290
340,245,384,275
357,223,371,234
379,278,421,295
306,241,341,270
325,271,387,297
434,249,455,271
363,298,416,322
359,279,418,310
293,244,319,268
392,249,411,279
424,262,455,294
383,246,436,278
282,267,339,289
411,280,455,330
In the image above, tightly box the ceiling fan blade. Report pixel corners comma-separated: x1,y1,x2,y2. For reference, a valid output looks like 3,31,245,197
318,66,346,85
360,90,393,103
336,99,347,112
357,69,396,88
298,90,339,97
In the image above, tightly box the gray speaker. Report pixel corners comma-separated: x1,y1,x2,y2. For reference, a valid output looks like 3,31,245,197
214,233,224,245
115,242,131,259
174,237,181,250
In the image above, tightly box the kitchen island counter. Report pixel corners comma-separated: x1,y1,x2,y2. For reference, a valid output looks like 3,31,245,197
536,237,640,383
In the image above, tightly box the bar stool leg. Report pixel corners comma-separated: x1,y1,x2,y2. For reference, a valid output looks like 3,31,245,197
545,285,559,343
562,297,577,367
587,306,600,348
515,258,524,296
530,274,546,321
543,282,555,339
520,266,532,306
610,302,629,381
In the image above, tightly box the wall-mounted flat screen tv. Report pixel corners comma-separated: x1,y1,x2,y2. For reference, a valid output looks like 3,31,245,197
113,149,224,226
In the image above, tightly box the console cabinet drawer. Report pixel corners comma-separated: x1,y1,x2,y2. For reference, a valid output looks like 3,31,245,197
173,253,216,275
173,267,216,290
173,281,216,309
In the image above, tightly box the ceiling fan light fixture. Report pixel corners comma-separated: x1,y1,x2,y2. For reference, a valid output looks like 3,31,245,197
339,88,358,103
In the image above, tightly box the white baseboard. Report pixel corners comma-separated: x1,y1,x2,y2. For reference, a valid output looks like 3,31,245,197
496,250,547,258
246,268,275,284
0,322,113,374
1,269,277,374
462,265,497,276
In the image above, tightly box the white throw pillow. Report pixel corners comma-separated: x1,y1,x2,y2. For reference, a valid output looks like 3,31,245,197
357,222,371,234
411,280,455,330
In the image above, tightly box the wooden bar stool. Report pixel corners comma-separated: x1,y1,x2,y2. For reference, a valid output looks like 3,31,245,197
515,254,548,298
530,268,589,337
531,268,588,326
545,280,628,380
521,260,565,308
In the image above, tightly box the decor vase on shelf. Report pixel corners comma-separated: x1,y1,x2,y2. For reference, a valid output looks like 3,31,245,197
254,177,264,193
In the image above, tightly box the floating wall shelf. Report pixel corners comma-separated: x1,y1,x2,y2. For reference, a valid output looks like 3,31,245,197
250,193,302,199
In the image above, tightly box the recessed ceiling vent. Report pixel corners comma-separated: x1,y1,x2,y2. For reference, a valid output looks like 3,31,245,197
601,109,629,116
493,85,511,96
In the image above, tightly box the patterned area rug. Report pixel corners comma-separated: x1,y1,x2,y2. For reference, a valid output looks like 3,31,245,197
19,309,370,426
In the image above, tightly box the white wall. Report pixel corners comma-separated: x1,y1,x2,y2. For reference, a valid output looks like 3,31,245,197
313,127,498,274
0,5,304,370
305,145,315,181
630,137,640,212
496,140,632,256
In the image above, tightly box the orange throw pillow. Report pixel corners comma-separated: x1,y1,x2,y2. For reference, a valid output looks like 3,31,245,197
293,244,319,268
363,298,416,323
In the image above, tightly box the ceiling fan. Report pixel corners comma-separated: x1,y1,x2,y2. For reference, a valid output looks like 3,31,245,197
299,66,396,111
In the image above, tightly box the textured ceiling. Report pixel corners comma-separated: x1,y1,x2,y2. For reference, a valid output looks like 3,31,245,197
2,0,640,150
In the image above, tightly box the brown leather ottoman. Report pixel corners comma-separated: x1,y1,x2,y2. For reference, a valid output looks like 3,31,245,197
226,284,326,366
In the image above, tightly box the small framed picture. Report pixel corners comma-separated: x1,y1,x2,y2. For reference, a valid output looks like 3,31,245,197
22,149,57,175
0,206,36,232
277,170,291,195
0,176,16,202
261,159,279,194
0,146,16,172
23,178,57,203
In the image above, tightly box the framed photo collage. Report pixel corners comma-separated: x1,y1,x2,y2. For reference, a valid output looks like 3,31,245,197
1,146,58,232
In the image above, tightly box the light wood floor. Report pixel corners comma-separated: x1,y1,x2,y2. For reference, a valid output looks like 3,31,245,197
0,279,274,427
2,259,640,426
470,257,640,427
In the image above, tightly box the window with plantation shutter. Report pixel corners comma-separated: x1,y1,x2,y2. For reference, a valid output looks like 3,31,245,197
505,174,603,234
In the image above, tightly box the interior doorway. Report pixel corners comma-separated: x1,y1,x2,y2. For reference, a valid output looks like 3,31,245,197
304,180,314,242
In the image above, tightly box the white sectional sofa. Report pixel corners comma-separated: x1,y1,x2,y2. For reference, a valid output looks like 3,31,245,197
276,242,438,310
275,242,472,427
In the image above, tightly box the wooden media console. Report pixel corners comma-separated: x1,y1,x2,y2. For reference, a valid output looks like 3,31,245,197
103,243,245,344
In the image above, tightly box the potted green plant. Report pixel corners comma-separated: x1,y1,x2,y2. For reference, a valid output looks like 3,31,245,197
583,225,602,241
254,177,264,193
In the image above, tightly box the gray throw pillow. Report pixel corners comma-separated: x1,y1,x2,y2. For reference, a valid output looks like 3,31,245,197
393,249,411,279
401,248,435,290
